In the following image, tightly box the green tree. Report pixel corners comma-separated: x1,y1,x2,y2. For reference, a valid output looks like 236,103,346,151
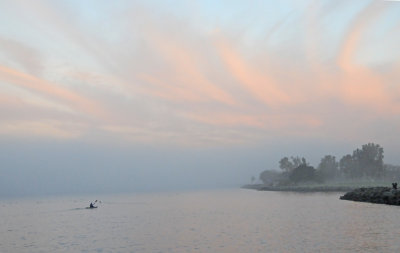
353,143,384,178
279,156,307,173
339,154,356,178
289,164,317,183
279,157,294,173
340,143,384,179
317,155,339,180
292,156,304,168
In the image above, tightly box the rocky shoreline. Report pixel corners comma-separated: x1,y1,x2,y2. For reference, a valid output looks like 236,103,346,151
340,187,400,205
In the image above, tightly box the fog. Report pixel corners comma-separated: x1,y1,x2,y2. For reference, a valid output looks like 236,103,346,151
0,140,269,197
1,137,399,198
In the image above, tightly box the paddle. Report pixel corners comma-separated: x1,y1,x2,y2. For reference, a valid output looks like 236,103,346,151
91,200,102,207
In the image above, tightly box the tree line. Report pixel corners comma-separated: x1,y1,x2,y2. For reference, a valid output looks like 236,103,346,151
259,143,400,186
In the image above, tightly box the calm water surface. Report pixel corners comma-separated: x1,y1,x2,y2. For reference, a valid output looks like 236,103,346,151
1,189,400,252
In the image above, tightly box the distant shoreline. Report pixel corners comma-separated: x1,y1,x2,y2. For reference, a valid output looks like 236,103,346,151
242,184,355,192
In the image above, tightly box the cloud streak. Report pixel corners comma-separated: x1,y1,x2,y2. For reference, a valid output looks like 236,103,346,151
0,0,399,146
0,65,104,117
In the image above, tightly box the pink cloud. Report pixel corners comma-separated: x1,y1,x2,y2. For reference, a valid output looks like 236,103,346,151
1,1,399,145
0,65,106,118
214,37,292,107
133,28,237,106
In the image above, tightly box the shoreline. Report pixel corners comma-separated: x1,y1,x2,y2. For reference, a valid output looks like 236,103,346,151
242,184,355,192
241,182,400,192
242,181,397,193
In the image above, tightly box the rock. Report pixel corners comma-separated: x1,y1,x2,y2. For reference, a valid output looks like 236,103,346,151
382,191,394,198
340,187,400,206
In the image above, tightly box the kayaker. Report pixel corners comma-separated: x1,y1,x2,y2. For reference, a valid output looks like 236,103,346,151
90,202,95,208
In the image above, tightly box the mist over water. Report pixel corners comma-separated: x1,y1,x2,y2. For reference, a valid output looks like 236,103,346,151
2,189,400,252
0,139,376,198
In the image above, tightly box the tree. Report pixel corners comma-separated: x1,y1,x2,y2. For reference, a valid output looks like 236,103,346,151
353,143,384,178
289,164,317,183
279,156,307,173
292,156,304,168
339,154,356,178
279,157,294,173
340,143,384,179
317,155,339,180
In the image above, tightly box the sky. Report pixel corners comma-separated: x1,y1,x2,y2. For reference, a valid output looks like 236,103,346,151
1,0,400,197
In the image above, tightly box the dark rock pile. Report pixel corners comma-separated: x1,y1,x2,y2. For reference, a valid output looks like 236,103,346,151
340,187,400,205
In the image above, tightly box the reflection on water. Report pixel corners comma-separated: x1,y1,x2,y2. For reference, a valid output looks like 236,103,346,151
1,189,400,252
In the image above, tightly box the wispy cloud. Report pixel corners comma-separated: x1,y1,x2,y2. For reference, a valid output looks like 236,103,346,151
0,65,105,118
337,1,388,72
0,0,399,145
0,37,43,75
214,36,292,107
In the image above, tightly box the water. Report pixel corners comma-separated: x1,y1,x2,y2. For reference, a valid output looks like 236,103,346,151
1,189,400,252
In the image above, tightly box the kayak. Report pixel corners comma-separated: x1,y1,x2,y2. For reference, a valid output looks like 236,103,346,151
86,206,98,209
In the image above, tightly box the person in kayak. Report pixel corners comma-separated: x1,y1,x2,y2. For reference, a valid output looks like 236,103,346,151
89,202,96,208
